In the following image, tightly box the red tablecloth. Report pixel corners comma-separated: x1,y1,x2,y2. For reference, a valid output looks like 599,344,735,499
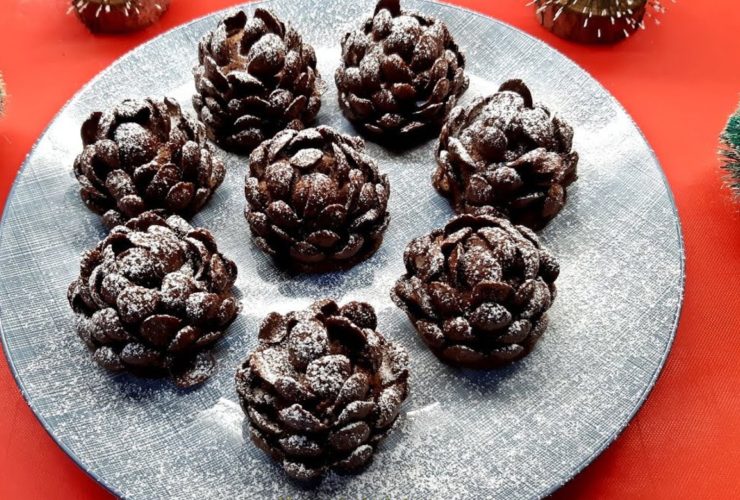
1,1,738,498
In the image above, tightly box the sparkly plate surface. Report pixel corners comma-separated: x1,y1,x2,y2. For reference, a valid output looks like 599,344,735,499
0,1,684,498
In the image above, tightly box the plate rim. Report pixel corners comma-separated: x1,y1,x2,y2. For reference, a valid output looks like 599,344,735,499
0,1,686,498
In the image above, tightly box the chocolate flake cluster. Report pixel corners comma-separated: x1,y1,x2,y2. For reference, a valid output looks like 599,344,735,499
193,8,322,154
236,300,409,481
68,212,238,388
335,0,469,144
434,79,578,230
244,126,390,272
74,97,225,229
392,214,558,369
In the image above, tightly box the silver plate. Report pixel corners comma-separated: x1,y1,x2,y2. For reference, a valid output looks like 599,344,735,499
0,1,684,498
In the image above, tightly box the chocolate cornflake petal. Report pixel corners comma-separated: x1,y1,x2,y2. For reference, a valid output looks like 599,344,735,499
441,317,474,342
172,351,216,388
375,0,401,16
287,318,330,370
498,79,533,108
539,247,560,282
100,272,131,306
248,406,284,437
92,346,125,371
380,343,410,385
332,234,365,261
116,285,159,324
471,280,515,306
193,330,226,349
442,344,486,366
266,200,300,229
468,302,512,333
90,307,130,343
251,346,294,386
462,246,504,287
259,312,289,344
486,344,525,364
165,181,195,211
305,229,341,249
336,444,374,472
185,292,221,324
338,301,377,330
334,372,370,409
405,235,444,281
290,148,324,169
81,111,103,146
289,241,325,264
543,183,566,218
309,299,340,318
168,326,202,353
329,421,371,452
336,401,376,427
528,315,549,344
374,384,404,429
250,428,284,463
427,281,463,315
415,320,446,349
139,314,182,347
519,278,552,319
497,319,532,344
305,354,351,399
120,342,163,368
279,435,323,458
324,315,367,347
283,460,324,482
278,404,327,433
273,376,315,403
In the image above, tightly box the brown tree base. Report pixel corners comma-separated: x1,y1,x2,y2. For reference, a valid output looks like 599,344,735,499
535,0,646,44
74,0,170,34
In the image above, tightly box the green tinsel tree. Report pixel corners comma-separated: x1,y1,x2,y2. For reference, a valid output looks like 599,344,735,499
720,105,740,198
0,72,6,118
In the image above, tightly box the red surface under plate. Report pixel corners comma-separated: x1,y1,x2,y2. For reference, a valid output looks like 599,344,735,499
0,0,739,498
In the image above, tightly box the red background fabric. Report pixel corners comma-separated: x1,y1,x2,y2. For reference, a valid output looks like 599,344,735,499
0,1,738,498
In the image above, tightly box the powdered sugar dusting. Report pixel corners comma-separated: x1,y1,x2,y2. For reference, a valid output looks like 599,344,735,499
287,319,328,366
305,354,350,398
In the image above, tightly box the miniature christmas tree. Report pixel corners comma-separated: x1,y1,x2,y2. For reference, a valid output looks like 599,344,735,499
720,104,740,199
0,73,5,118
70,0,170,34
533,0,669,44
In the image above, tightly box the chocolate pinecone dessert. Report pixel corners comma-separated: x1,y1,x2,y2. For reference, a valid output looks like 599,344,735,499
74,97,225,230
434,79,578,230
335,0,469,144
235,300,409,481
193,9,322,154
392,214,558,369
244,126,390,273
67,211,239,388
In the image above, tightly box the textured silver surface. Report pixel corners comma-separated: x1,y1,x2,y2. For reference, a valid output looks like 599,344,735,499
0,1,684,499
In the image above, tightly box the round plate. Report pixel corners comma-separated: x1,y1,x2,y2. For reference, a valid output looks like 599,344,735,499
0,1,684,498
